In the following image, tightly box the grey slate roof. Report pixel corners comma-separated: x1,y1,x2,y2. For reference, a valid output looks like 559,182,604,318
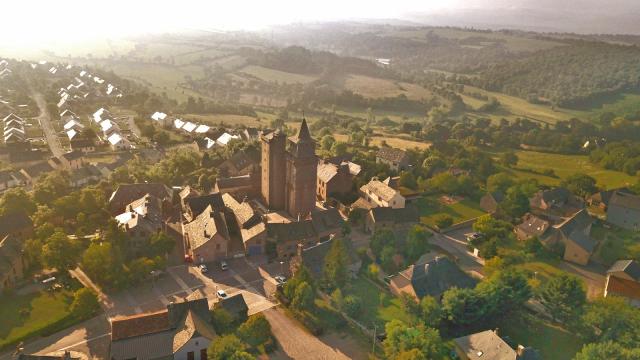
608,260,640,281
185,193,225,217
393,256,476,299
216,293,248,317
376,147,408,163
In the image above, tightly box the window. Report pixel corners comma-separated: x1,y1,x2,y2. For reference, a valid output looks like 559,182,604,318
187,352,194,360
200,349,207,360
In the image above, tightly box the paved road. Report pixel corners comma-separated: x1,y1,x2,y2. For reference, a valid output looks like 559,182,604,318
429,226,485,276
265,308,364,360
30,88,64,158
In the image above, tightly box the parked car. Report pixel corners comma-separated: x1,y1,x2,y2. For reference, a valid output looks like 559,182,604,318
216,289,228,299
274,275,287,285
220,260,229,271
198,264,208,273
466,232,483,242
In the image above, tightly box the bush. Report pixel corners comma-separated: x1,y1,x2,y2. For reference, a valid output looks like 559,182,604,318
434,214,454,229
342,295,362,317
70,288,100,320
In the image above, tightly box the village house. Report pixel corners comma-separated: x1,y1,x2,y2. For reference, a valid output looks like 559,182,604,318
241,127,261,141
183,192,226,222
214,172,260,199
183,204,230,263
107,133,131,151
115,194,166,254
389,255,476,301
364,206,420,234
606,190,640,231
530,187,583,218
108,183,174,215
359,178,405,209
59,150,85,170
376,147,410,172
480,191,505,213
588,188,632,211
515,213,551,241
316,159,360,202
19,161,55,185
604,260,640,307
110,295,216,360
267,220,318,259
454,330,540,360
70,138,96,153
222,193,266,256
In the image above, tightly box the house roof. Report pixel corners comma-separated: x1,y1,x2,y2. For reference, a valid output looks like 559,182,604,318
267,220,317,243
454,330,518,360
109,183,173,213
317,161,339,183
369,207,420,224
516,213,550,238
185,193,225,217
183,205,229,250
606,275,640,301
311,208,344,235
360,179,399,202
609,191,640,211
222,149,259,172
216,293,248,316
391,256,476,299
21,162,54,179
215,175,253,190
376,147,408,163
216,132,240,145
61,150,83,162
115,194,164,233
111,310,170,341
608,260,640,281
589,188,632,207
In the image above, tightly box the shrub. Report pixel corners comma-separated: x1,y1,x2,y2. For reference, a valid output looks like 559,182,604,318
342,295,362,318
434,214,454,229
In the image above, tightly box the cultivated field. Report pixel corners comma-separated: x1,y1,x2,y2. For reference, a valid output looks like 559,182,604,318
239,65,318,84
343,75,436,101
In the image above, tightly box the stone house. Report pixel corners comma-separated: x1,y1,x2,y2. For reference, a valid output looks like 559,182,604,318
605,260,640,307
359,178,405,209
376,147,410,172
606,191,640,231
364,206,420,234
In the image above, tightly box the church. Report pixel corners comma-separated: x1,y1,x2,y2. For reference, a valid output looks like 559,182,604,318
260,118,317,219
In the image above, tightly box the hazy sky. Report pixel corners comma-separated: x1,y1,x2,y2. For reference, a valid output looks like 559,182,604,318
1,0,639,49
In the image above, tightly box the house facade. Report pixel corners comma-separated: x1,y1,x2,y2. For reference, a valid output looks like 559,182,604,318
359,179,405,209
376,147,409,172
607,191,640,231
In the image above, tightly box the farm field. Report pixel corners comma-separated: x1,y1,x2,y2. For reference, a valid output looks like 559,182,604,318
417,195,486,227
239,65,318,84
511,150,637,189
343,75,436,101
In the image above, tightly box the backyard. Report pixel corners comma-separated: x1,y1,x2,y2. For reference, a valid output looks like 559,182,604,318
0,289,74,349
416,195,486,227
345,277,414,329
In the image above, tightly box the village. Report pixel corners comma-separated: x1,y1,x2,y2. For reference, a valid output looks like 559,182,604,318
1,35,640,360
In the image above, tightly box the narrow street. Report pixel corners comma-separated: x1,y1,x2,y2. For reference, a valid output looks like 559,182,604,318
29,86,64,158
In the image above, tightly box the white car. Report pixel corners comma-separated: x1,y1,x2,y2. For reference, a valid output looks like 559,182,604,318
198,264,208,273
216,289,228,299
220,260,229,271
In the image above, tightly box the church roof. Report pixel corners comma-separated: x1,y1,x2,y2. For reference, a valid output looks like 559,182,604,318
289,118,312,144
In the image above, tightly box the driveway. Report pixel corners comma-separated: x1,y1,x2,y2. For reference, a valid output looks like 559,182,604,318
265,308,367,360
430,226,485,275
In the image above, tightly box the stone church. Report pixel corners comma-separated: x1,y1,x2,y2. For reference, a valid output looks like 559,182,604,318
260,119,317,218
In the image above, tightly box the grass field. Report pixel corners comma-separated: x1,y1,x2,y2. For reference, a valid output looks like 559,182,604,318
501,312,583,360
239,65,318,84
416,195,486,227
510,150,638,189
579,92,640,120
347,277,414,328
0,290,73,349
462,86,587,124
343,75,436,101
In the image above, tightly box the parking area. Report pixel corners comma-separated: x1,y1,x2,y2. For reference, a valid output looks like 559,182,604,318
105,256,278,318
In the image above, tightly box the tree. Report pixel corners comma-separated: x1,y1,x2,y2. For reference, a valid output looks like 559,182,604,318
433,214,453,229
486,172,515,193
561,173,598,198
70,288,100,319
292,281,314,311
149,232,175,257
342,295,362,317
405,226,431,263
476,269,531,317
321,135,335,151
581,296,640,346
574,341,640,360
211,308,236,334
82,242,124,289
500,152,518,167
238,314,272,348
441,287,487,327
322,238,349,290
419,296,442,328
207,334,251,360
0,188,36,216
499,186,530,218
399,171,418,190
539,274,586,324
331,141,348,156
383,320,446,360
370,229,395,259
42,230,81,270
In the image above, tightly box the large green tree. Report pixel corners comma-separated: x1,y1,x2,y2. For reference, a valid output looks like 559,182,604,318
42,229,81,270
207,334,252,360
322,238,349,290
539,274,586,324
383,320,447,360
574,341,640,360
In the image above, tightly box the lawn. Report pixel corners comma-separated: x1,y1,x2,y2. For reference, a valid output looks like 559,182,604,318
347,277,414,329
592,223,640,265
511,150,637,189
501,312,584,360
0,290,73,349
516,260,565,290
416,195,486,227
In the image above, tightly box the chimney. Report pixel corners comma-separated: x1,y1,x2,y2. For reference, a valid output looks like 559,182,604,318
297,243,304,257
